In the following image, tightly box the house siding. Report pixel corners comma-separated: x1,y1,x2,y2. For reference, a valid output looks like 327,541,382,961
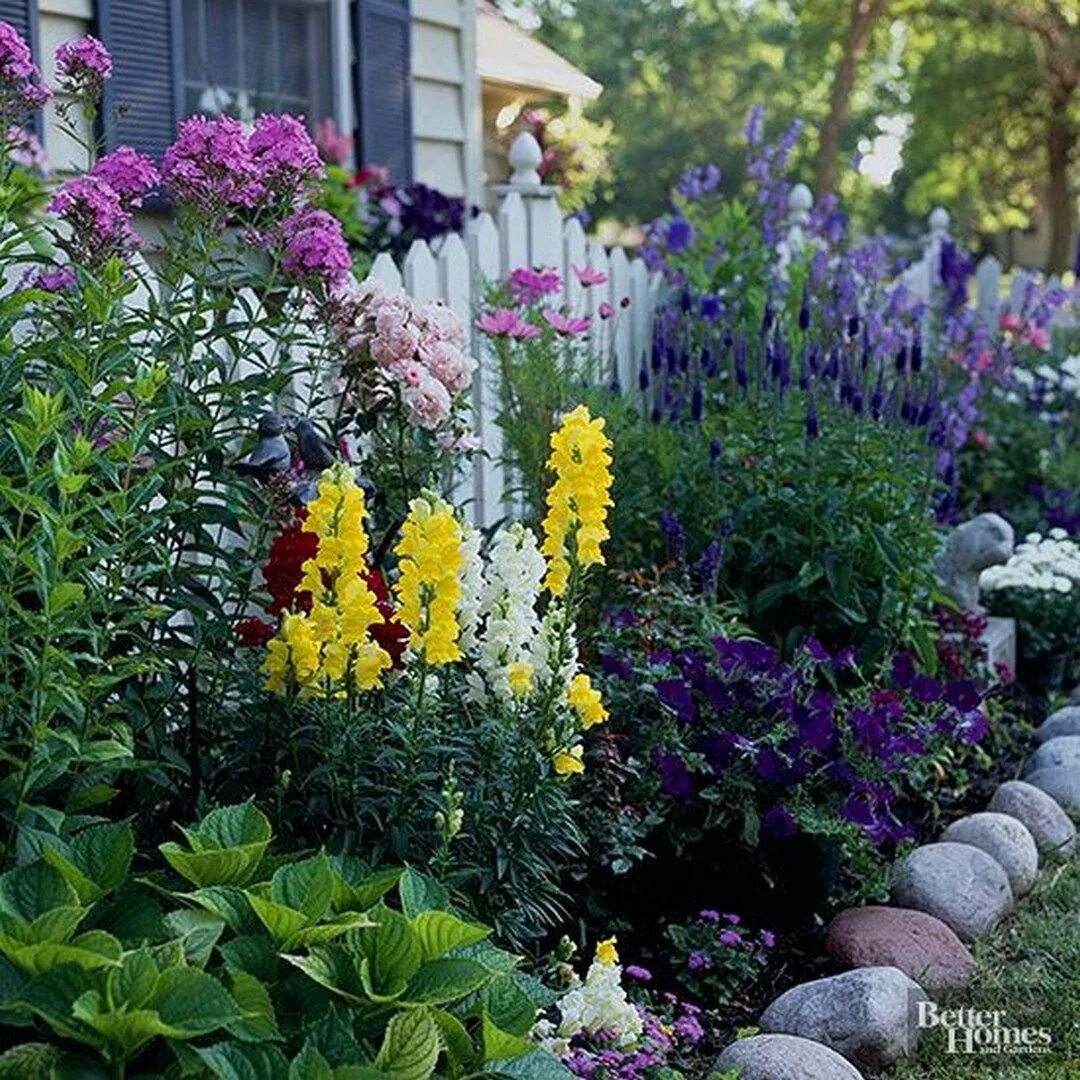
32,0,482,203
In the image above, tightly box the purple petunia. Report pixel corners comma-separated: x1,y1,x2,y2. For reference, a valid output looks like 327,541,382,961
666,217,695,254
763,803,798,839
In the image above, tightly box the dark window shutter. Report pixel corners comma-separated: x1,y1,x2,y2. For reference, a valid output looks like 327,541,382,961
98,0,181,160
356,0,412,183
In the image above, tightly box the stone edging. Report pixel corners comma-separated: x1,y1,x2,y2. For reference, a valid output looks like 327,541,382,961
715,705,1080,1079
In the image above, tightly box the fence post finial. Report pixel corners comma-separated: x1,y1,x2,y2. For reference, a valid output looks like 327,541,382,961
508,131,544,187
788,182,814,226
929,206,950,237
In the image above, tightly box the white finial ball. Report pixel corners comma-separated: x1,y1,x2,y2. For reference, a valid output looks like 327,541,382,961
788,182,814,213
508,131,543,186
929,206,950,233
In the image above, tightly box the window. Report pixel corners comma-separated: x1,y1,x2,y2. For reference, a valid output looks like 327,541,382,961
180,0,334,124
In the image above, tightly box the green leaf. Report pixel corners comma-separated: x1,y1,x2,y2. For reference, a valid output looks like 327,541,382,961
481,1051,575,1079
271,853,333,922
284,947,365,1003
481,1012,534,1063
374,1007,441,1080
413,911,489,961
160,842,264,888
226,970,281,1043
330,860,400,913
162,908,225,968
109,950,158,1009
0,1043,60,1080
289,1044,335,1080
198,802,273,849
354,910,422,1000
402,959,491,1006
482,976,537,1037
190,886,261,935
1,930,122,976
431,1008,476,1073
150,966,243,1036
219,934,281,981
287,911,375,948
247,895,310,946
40,822,133,903
195,1042,292,1080
398,869,448,919
0,863,78,922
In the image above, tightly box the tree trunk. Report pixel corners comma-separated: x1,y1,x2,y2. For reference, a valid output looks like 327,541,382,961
1046,86,1075,273
815,0,888,196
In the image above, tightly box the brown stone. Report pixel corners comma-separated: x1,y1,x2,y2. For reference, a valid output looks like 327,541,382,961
825,905,977,992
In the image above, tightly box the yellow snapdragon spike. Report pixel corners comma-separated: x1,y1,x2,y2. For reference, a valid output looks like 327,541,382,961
394,493,464,666
553,745,584,776
541,405,613,596
567,673,608,729
595,936,619,966
263,464,390,696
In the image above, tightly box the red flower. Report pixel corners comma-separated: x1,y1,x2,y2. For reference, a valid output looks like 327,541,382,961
262,510,319,615
235,616,275,648
364,566,409,668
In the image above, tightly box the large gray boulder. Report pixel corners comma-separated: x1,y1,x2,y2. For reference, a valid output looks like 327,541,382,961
987,780,1076,857
826,906,976,991
941,813,1039,897
1030,736,1080,772
716,1034,864,1080
1025,767,1080,815
891,843,1013,941
759,966,927,1071
1034,706,1080,744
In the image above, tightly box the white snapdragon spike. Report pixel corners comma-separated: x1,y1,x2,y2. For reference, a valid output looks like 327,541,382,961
551,957,643,1048
474,524,546,703
529,599,580,698
457,522,484,654
980,533,1080,594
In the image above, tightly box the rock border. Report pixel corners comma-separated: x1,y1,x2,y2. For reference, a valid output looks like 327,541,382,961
714,706,1080,1079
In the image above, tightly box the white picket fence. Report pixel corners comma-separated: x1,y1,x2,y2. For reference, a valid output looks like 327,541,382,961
362,132,665,526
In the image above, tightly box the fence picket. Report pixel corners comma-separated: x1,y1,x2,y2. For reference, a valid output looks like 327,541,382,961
586,240,611,364
369,252,403,290
498,191,528,276
974,254,1002,328
563,216,587,314
609,246,632,390
403,240,440,301
527,194,563,277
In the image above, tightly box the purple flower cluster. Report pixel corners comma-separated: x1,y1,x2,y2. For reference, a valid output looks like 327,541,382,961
47,176,137,265
277,207,352,287
90,146,160,208
163,113,323,218
564,1000,704,1079
55,35,112,101
357,178,468,260
603,631,993,847
0,21,50,123
676,164,721,201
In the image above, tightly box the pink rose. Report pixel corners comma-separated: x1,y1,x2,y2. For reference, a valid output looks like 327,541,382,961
402,373,452,429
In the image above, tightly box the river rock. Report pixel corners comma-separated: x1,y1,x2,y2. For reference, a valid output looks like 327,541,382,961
1034,706,1080,744
826,905,976,991
759,966,927,1071
987,780,1076,857
715,1034,864,1080
891,842,1013,941
1025,767,1080,815
941,813,1039,896
1030,736,1080,772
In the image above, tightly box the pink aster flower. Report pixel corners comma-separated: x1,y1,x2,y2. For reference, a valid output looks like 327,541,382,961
508,266,561,305
90,146,160,208
278,207,353,288
249,113,324,194
1023,323,1050,351
598,302,614,320
477,307,539,339
542,309,590,336
573,263,607,287
55,35,112,101
48,174,138,264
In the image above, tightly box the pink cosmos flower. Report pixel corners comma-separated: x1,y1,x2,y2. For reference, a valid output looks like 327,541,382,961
542,309,590,336
508,266,562,305
598,302,614,320
55,36,112,100
477,307,539,339
573,263,607,287
1023,324,1050,351
998,312,1022,333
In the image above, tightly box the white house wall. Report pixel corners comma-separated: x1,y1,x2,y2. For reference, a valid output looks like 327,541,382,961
32,0,483,205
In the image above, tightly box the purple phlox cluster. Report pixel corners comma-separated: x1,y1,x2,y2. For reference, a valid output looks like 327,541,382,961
0,21,50,122
47,173,140,265
55,35,111,100
90,146,160,208
676,163,721,201
27,265,77,293
277,207,353,287
665,216,696,255
248,113,324,192
314,116,353,166
5,124,46,171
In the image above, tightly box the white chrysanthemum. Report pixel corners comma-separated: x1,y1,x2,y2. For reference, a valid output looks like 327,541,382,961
457,522,484,653
553,959,643,1048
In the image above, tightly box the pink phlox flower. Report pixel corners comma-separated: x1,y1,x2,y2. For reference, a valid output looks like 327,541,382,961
48,174,138,262
1023,323,1050,351
90,146,160,208
163,114,263,213
278,207,353,286
55,35,112,95
249,113,324,192
998,312,1022,333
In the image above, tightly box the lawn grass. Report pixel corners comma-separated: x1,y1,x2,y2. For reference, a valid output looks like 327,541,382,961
891,856,1080,1079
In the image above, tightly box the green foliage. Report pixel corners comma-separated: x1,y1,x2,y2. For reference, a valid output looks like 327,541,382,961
0,804,570,1079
